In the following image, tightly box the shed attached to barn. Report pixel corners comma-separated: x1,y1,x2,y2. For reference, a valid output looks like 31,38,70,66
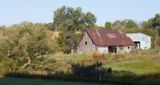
126,33,151,49
77,29,135,54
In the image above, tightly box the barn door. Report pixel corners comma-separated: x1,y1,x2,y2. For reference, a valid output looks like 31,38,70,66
108,46,117,53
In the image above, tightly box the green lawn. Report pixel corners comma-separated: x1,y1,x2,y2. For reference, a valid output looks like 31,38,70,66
103,59,160,75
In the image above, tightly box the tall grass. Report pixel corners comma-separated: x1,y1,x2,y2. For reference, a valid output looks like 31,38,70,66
103,48,160,76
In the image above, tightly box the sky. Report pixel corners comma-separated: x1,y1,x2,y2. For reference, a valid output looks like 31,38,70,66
0,0,160,26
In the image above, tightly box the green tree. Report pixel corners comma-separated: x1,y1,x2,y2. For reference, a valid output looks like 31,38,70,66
151,14,160,29
105,22,112,29
112,19,138,29
53,6,96,31
141,19,153,29
141,13,160,47
141,13,160,30
85,12,97,28
121,19,138,28
54,6,96,53
45,23,54,31
58,31,81,54
0,22,58,70
112,20,122,29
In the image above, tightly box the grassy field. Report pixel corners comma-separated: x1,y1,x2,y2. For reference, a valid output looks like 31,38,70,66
103,59,160,75
1,48,160,83
102,48,160,76
42,48,160,76
0,49,160,85
47,48,160,76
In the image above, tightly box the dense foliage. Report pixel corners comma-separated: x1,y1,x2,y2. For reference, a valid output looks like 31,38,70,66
52,6,96,31
0,22,58,71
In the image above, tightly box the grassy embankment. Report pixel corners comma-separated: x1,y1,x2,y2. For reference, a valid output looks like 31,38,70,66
0,48,160,84
1,48,160,75
48,48,160,76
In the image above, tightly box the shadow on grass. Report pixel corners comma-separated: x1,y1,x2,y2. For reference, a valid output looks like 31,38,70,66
3,62,160,85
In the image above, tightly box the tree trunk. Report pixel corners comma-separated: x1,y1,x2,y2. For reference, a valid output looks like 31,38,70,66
21,57,31,69
155,33,158,48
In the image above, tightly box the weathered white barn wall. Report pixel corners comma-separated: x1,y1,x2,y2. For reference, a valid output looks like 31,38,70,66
77,32,96,54
97,46,108,53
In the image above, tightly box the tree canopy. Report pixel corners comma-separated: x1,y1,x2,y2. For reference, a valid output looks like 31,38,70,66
52,6,96,31
112,19,138,29
105,22,112,29
0,22,58,70
53,6,96,53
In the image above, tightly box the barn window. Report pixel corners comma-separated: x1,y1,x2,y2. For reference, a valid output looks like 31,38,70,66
128,46,130,49
85,41,87,45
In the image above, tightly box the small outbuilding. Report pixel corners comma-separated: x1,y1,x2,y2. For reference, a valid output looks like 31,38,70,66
126,33,151,49
77,29,135,54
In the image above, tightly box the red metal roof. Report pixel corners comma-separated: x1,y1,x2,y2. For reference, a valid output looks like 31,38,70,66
87,29,135,46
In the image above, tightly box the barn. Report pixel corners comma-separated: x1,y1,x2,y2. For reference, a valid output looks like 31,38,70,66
126,33,151,49
77,29,135,54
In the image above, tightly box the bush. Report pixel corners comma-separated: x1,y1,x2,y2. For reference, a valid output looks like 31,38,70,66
63,46,71,54
92,51,107,63
113,54,126,62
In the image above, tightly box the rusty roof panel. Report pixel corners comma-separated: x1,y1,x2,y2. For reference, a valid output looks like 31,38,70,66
87,29,135,46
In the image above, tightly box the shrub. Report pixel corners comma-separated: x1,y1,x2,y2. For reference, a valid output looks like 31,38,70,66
63,46,71,54
113,53,126,62
92,51,107,63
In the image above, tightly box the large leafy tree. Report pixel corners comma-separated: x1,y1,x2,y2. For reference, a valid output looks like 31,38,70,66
54,6,96,53
53,6,96,31
151,14,160,29
58,31,80,53
0,22,57,70
141,13,160,30
140,13,160,47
